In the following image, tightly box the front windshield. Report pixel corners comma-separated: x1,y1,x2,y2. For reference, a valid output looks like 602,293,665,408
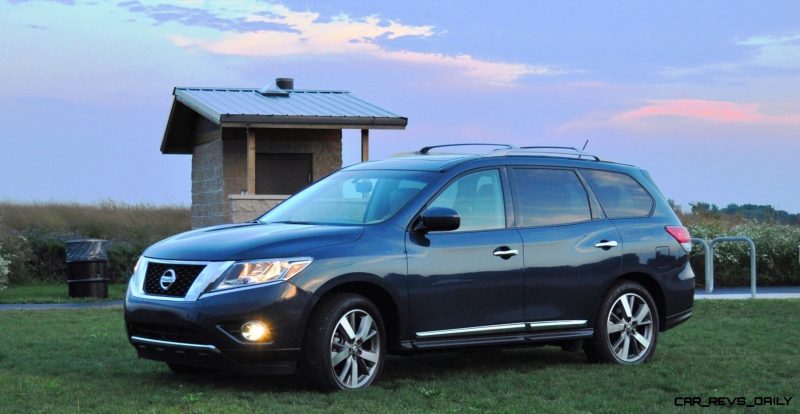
260,170,436,225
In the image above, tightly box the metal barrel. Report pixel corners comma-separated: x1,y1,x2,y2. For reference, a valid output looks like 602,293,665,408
65,239,109,298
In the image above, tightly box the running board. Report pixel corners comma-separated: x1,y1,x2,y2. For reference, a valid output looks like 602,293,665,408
407,328,594,351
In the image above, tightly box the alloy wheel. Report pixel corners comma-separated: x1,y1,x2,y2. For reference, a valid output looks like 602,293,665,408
606,293,654,362
330,309,381,388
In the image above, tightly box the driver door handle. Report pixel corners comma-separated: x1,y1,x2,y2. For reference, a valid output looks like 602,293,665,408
594,240,619,249
493,248,519,257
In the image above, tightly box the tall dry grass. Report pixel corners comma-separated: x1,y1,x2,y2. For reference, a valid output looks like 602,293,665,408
0,201,190,283
0,201,189,238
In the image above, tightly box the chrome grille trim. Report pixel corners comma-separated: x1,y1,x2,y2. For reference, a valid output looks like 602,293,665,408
129,257,235,302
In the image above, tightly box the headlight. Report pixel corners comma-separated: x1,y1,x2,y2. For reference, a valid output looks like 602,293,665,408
209,257,312,292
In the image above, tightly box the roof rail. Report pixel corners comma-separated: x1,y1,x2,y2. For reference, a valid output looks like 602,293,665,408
417,143,514,155
404,143,602,161
492,146,602,161
520,146,583,151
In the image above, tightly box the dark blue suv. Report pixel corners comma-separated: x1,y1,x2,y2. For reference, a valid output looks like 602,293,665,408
125,145,694,391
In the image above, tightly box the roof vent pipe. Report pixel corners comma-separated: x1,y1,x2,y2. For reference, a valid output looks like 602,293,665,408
276,78,294,90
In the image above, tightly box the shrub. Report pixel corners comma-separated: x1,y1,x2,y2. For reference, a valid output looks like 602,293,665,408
0,244,9,291
688,221,800,287
0,202,190,284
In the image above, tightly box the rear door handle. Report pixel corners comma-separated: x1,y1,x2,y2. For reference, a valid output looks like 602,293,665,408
594,240,619,249
493,247,519,258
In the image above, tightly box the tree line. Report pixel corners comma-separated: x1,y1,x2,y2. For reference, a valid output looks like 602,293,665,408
669,200,800,226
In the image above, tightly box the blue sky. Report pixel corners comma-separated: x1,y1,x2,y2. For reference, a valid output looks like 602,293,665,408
1,0,799,210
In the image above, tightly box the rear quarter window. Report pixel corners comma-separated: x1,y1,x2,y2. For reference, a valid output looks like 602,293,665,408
581,169,654,218
511,168,592,227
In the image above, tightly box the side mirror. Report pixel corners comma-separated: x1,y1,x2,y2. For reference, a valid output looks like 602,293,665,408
416,207,460,233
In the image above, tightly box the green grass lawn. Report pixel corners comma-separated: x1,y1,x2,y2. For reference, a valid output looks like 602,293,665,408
0,283,127,304
0,300,797,413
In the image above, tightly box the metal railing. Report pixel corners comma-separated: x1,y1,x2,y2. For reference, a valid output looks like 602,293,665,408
691,238,712,292
691,236,757,298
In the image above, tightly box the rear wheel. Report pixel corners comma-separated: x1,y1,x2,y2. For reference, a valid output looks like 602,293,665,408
585,281,659,364
300,293,385,391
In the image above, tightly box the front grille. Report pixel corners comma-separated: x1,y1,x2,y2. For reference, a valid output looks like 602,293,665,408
128,322,205,343
143,262,206,297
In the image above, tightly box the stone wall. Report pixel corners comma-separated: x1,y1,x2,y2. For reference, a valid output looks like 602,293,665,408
222,128,342,223
190,139,225,229
228,195,289,223
190,126,343,228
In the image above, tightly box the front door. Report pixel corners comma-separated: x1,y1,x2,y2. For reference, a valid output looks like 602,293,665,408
508,167,621,325
407,168,524,337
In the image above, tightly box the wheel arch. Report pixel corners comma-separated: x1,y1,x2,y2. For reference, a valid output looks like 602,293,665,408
610,272,667,331
298,273,406,353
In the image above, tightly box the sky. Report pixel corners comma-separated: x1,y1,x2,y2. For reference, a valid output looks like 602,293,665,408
1,0,799,211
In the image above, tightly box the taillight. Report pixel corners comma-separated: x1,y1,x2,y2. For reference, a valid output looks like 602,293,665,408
665,226,692,253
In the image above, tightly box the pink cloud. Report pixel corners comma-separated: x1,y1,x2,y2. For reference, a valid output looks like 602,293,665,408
168,4,562,88
554,99,800,135
611,99,800,125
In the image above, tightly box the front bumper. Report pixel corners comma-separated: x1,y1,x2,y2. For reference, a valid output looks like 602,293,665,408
124,281,314,375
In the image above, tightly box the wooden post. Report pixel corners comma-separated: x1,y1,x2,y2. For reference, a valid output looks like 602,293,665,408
361,129,369,162
247,128,256,194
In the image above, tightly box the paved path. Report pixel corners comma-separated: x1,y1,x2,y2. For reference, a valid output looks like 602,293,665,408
695,286,800,300
0,300,123,311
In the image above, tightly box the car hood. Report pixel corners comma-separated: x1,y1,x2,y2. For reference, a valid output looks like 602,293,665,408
143,222,364,261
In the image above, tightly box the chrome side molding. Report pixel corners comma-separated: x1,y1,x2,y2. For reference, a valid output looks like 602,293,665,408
527,320,587,330
416,319,588,339
416,323,526,338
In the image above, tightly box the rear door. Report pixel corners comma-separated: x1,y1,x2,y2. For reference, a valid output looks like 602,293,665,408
406,168,525,337
509,167,622,326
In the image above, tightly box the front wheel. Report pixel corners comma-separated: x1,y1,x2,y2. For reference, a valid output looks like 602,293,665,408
300,293,386,391
585,281,660,364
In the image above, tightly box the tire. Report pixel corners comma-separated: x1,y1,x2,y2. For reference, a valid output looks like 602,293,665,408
585,281,660,364
166,362,216,375
300,293,386,392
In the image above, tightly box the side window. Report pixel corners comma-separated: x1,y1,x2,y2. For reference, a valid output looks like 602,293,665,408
582,170,654,218
512,168,592,227
363,178,428,223
429,169,505,231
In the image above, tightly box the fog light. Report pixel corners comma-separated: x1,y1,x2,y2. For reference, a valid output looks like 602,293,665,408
241,321,269,342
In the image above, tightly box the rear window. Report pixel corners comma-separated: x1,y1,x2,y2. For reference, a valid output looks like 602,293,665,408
581,170,654,218
511,168,592,227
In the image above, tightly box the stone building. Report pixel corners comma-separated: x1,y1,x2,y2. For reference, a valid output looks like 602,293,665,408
160,78,408,228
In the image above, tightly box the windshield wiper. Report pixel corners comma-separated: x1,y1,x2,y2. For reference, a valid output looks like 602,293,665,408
269,220,316,225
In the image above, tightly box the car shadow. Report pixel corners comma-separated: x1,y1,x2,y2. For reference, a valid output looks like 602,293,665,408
383,346,587,381
149,345,588,392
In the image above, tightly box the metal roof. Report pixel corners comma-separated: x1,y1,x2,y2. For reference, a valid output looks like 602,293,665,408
174,87,406,127
162,86,407,154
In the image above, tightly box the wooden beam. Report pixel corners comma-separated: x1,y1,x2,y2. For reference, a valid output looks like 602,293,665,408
247,129,256,194
361,129,369,162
